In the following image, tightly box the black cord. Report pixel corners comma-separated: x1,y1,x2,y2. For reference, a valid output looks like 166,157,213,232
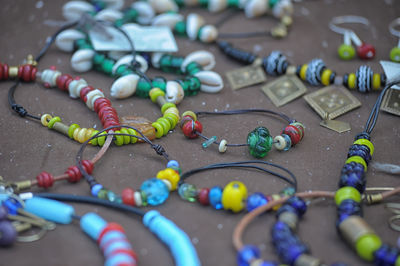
179,160,298,191
35,192,146,217
8,81,41,120
218,31,272,39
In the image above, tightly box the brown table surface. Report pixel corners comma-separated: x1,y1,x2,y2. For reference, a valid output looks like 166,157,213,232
1,0,400,265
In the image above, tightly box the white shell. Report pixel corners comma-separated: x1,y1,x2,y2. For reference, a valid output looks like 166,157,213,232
121,23,141,33
110,74,140,99
186,13,205,40
184,0,199,6
151,53,165,69
102,0,124,10
152,13,183,29
95,9,123,22
199,25,218,43
55,29,86,52
148,0,178,13
165,81,184,104
131,2,155,25
107,51,127,61
272,0,293,18
219,139,227,153
112,54,149,75
194,71,224,93
63,1,95,21
244,0,268,18
40,69,61,87
68,78,88,98
71,49,95,72
181,50,216,72
86,89,105,110
209,0,228,12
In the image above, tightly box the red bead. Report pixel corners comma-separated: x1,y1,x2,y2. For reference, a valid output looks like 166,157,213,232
36,172,54,188
56,74,73,91
98,223,125,243
198,188,210,206
49,65,57,70
65,160,94,183
357,43,375,60
179,115,194,129
0,63,9,80
282,125,301,146
18,64,37,82
182,120,202,139
80,86,94,101
108,248,138,263
94,97,111,113
122,188,135,206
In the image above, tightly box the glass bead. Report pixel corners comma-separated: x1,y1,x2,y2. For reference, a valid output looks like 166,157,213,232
286,197,307,217
202,136,217,148
97,189,108,199
390,47,400,63
152,77,167,91
140,178,169,206
282,134,292,151
91,184,103,196
107,191,116,202
335,186,361,206
247,126,273,158
282,125,301,146
237,245,260,266
174,21,186,36
198,188,210,205
178,183,198,202
221,181,248,213
209,186,223,210
156,168,180,191
355,234,382,261
280,187,296,196
167,160,179,168
338,44,356,60
246,192,268,212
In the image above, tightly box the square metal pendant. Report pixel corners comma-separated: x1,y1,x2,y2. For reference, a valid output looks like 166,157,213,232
381,88,400,116
303,86,361,120
261,75,307,107
226,66,267,90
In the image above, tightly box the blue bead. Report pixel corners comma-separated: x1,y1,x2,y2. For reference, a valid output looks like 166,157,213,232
209,186,223,210
237,245,260,266
3,199,21,215
286,197,307,217
331,263,349,266
276,205,297,218
80,212,107,241
337,199,362,217
374,244,398,265
259,262,278,266
348,144,371,163
246,192,268,212
167,160,180,168
339,172,366,193
140,178,169,206
282,134,292,151
280,243,308,265
24,197,75,224
91,184,103,196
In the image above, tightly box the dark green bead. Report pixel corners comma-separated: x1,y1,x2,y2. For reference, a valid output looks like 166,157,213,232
280,187,296,196
124,9,138,21
101,59,115,75
136,78,152,98
152,76,167,91
247,126,273,158
93,53,106,65
114,19,124,27
97,189,108,199
186,62,203,75
269,0,279,8
174,21,187,36
140,190,148,206
228,0,239,7
175,0,185,7
75,39,93,50
199,0,209,7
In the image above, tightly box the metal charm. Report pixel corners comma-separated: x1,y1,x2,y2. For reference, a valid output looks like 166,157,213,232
320,119,351,133
381,88,400,116
226,62,267,90
261,75,307,107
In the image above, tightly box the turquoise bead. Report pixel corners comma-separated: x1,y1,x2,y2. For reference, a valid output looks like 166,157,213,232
140,178,169,206
209,186,223,210
247,126,273,158
178,183,198,202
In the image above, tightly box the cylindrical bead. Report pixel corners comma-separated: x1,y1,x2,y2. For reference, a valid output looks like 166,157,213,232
338,215,376,247
80,212,107,240
24,197,75,224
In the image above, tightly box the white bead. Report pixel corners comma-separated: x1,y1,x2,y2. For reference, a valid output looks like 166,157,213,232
272,0,293,18
219,139,227,153
194,70,224,93
166,81,184,104
55,29,86,52
148,0,178,13
68,79,88,98
186,13,205,40
71,49,95,72
131,2,155,25
95,9,123,22
244,0,268,18
198,25,218,43
102,0,124,10
134,191,142,207
181,50,216,73
273,135,286,150
112,54,148,75
161,179,172,191
85,89,104,110
152,13,183,29
110,74,139,99
209,0,228,12
151,52,165,68
62,1,95,21
40,69,61,87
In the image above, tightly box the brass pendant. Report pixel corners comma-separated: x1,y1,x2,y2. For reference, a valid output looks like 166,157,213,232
320,119,351,133
261,75,307,107
381,88,400,116
225,59,267,90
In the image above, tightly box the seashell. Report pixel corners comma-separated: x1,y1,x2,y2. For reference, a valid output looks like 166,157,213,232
102,0,124,10
148,0,178,13
85,89,105,110
107,51,127,61
120,116,156,141
95,9,123,22
112,54,149,75
184,0,200,6
186,13,205,40
152,13,183,29
272,0,293,18
194,70,224,93
63,1,95,21
198,25,218,43
181,50,216,72
131,2,155,25
121,23,141,33
55,29,86,52
40,69,61,87
208,0,228,12
110,74,140,99
151,53,165,69
68,78,88,98
244,0,268,18
71,49,95,72
165,81,184,104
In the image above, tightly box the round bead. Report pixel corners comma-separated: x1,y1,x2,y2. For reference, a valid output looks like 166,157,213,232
122,188,135,206
219,139,227,153
353,139,374,155
246,192,268,212
181,111,197,121
247,126,273,158
355,234,382,261
273,135,286,150
134,191,142,207
156,168,180,191
91,184,103,196
167,160,179,168
335,186,361,206
338,44,356,60
291,122,305,140
209,186,223,210
151,122,164,139
237,245,261,266
198,188,210,206
178,183,198,202
36,172,54,188
0,206,8,220
390,47,400,63
140,178,169,206
182,120,203,139
345,156,367,172
221,181,248,213
282,125,301,146
357,43,376,60
0,221,17,246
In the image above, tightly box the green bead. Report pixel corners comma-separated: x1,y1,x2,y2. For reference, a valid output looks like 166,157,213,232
280,187,296,196
355,234,382,261
114,65,128,77
174,21,186,36
390,47,400,63
136,78,152,98
178,183,198,202
175,0,185,6
124,9,138,21
199,0,209,6
75,39,93,50
140,190,148,206
247,126,273,158
187,76,201,95
268,0,279,8
396,256,400,266
338,44,355,60
185,62,202,75
335,186,361,206
97,189,108,199
114,19,124,27
93,53,106,65
228,0,239,7
101,59,114,75
152,77,167,91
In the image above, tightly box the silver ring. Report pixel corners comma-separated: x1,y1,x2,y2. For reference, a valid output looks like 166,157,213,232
329,15,370,35
389,17,400,37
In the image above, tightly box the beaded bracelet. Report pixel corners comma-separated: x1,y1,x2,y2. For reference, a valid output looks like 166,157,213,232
179,109,305,158
218,41,387,93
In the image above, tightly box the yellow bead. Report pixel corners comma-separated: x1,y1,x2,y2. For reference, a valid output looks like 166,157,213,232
127,128,137,144
149,88,165,103
114,130,124,146
271,194,282,211
152,122,164,138
353,139,374,155
161,103,176,114
120,128,131,145
346,156,367,172
164,107,180,119
68,124,80,139
355,234,382,261
299,64,308,81
181,111,197,121
372,73,381,90
221,181,248,213
321,69,332,86
48,116,61,129
97,131,107,146
156,117,171,136
396,256,400,266
89,130,99,146
164,113,178,129
348,73,356,89
335,186,361,206
156,168,180,191
41,114,52,127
